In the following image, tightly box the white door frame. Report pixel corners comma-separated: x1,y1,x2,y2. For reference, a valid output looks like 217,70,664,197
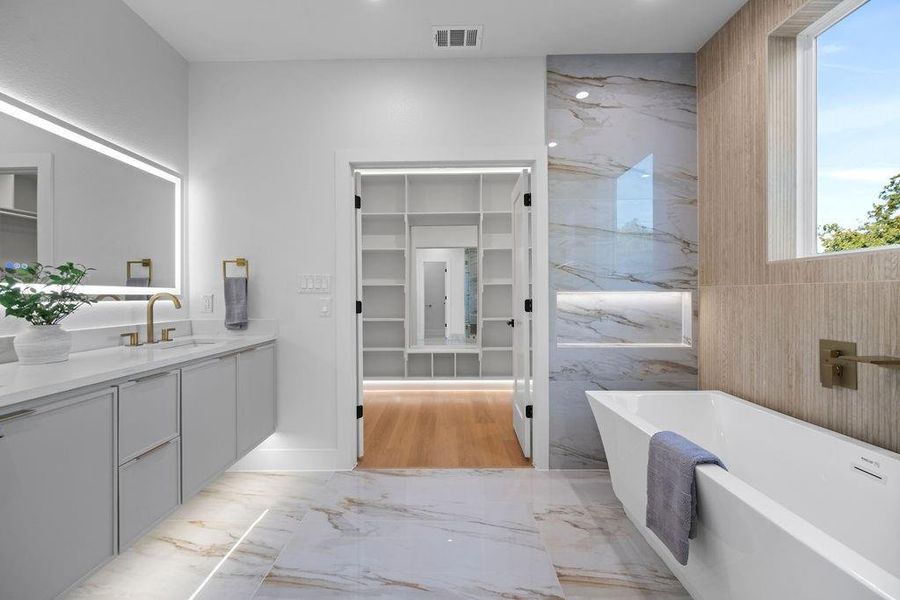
334,146,550,470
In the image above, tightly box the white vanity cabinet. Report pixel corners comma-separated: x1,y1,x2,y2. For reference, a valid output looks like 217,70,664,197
237,343,276,455
0,389,117,600
181,355,238,500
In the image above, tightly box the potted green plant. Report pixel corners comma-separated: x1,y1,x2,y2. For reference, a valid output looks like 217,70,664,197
0,262,95,364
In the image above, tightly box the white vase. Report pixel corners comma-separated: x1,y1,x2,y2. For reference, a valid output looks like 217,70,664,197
14,324,72,365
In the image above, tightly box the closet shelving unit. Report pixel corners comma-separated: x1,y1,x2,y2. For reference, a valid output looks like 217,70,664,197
359,171,520,380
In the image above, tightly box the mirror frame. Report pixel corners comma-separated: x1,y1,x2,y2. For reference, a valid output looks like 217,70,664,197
0,91,182,297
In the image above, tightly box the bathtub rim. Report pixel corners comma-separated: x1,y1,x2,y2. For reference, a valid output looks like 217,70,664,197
587,389,900,600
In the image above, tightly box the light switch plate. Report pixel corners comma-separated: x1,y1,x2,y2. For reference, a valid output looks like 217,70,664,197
319,296,332,317
201,294,214,313
298,274,332,294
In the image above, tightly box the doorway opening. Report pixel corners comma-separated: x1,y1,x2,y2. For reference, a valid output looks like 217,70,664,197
353,165,534,469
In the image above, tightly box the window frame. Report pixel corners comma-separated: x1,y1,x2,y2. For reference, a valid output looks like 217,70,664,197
795,0,875,257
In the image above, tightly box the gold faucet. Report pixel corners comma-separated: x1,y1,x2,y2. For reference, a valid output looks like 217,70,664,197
146,292,182,344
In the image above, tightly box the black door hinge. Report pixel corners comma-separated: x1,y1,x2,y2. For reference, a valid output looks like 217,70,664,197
356,300,362,314
357,405,364,419
523,192,532,207
524,298,533,313
525,405,533,419
355,195,361,209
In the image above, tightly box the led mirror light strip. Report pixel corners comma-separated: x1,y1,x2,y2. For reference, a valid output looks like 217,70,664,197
0,92,182,296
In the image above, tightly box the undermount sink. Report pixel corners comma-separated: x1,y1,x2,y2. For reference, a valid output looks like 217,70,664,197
140,339,222,350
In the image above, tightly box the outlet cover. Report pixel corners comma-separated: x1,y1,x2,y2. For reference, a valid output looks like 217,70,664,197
201,294,214,313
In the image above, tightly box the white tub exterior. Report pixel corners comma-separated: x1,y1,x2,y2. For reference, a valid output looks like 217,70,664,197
587,390,900,600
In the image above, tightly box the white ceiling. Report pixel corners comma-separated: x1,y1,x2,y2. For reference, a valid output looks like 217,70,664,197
122,0,747,63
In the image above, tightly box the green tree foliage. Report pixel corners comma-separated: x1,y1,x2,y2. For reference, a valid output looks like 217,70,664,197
820,174,900,252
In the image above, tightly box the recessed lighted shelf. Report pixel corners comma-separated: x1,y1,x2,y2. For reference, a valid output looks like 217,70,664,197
362,278,405,287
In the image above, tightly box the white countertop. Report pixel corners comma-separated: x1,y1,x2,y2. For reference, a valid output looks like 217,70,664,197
0,334,275,411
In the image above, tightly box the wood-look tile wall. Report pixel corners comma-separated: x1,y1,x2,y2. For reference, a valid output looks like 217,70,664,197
697,0,900,453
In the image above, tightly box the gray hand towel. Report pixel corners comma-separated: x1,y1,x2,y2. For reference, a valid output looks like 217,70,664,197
224,276,248,330
646,430,726,565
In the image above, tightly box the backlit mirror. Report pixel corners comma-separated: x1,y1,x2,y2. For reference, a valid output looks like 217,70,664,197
0,93,181,296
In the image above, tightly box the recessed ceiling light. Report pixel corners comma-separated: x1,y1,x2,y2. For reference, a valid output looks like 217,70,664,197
575,91,590,100
548,141,558,148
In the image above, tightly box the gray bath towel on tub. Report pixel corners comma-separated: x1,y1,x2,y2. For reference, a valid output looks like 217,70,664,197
224,276,248,330
646,430,726,565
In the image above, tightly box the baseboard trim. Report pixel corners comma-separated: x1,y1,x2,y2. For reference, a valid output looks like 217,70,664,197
229,447,352,471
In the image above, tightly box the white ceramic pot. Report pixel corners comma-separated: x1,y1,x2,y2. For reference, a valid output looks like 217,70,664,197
13,324,72,365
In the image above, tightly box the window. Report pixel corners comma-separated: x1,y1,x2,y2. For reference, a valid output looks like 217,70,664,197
797,0,900,256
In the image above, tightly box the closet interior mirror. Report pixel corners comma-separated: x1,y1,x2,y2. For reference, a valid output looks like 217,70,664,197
411,226,478,347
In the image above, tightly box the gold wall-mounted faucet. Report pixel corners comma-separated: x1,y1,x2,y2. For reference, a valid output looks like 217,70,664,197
146,292,182,344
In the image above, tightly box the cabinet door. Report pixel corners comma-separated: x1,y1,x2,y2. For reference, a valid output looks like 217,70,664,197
181,356,237,499
237,344,276,456
0,390,116,600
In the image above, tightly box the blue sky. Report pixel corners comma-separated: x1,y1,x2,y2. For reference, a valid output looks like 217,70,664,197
817,0,900,235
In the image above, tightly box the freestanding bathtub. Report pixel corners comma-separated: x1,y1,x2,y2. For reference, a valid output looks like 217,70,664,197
587,390,900,600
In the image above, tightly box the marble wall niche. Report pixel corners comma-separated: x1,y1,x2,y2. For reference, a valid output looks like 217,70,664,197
547,54,699,468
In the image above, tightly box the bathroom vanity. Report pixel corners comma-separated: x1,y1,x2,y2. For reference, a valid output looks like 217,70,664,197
0,334,276,600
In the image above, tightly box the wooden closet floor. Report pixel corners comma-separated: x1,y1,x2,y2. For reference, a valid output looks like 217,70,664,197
357,390,531,469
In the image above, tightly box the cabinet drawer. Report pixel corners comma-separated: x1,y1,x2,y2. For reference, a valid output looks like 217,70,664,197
119,437,180,550
118,371,179,464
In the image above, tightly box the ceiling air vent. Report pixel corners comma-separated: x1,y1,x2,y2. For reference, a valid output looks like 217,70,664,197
432,25,482,50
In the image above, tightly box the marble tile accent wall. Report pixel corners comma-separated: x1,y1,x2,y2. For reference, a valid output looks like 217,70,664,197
547,54,699,468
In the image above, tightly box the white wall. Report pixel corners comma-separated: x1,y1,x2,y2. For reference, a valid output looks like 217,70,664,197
190,58,545,468
0,0,189,333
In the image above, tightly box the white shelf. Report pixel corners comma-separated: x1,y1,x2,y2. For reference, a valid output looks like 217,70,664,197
0,207,37,220
362,278,405,287
359,169,521,381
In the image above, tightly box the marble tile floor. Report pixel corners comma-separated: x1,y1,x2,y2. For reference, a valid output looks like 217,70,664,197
68,469,689,600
